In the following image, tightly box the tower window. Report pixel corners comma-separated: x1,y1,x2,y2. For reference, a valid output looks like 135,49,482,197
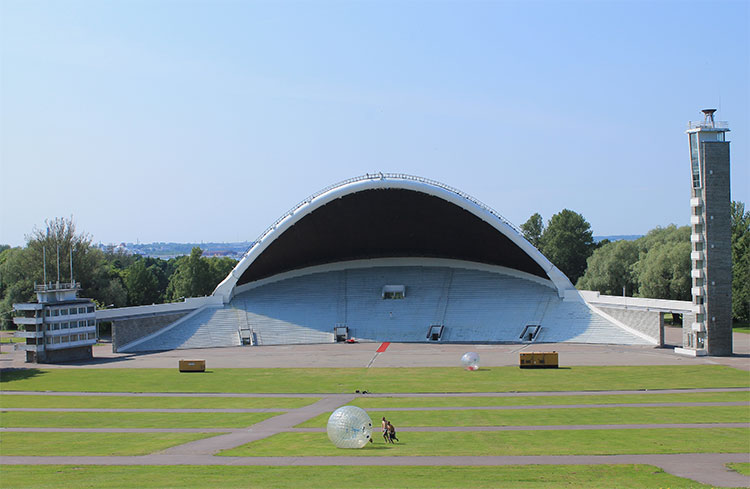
690,133,701,188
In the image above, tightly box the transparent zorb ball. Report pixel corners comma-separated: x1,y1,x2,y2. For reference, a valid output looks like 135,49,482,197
461,351,480,371
326,406,373,448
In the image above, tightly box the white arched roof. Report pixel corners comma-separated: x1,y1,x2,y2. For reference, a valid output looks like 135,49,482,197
213,173,575,302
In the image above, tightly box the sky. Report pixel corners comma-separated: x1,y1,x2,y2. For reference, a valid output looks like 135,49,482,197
1,0,748,248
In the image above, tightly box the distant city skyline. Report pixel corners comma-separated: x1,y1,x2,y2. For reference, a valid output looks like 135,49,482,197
1,0,747,248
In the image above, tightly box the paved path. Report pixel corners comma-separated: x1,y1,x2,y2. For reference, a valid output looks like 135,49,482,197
157,394,356,455
1,453,748,488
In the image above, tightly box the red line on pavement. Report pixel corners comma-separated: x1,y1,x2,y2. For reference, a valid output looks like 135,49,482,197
376,342,390,353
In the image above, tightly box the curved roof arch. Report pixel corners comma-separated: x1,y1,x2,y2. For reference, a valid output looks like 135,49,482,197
213,174,574,302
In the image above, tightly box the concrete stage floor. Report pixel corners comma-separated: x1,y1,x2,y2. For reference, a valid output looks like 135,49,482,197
2,327,748,370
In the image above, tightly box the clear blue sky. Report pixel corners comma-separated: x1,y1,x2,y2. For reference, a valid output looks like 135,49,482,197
1,0,747,247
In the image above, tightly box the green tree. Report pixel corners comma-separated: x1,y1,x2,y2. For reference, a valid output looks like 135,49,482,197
0,247,34,329
24,217,110,300
520,213,544,248
124,259,161,306
539,209,595,283
576,239,639,296
166,247,212,300
731,201,750,322
631,225,691,301
207,256,237,290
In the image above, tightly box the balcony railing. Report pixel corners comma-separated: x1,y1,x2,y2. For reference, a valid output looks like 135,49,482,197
687,121,729,130
35,282,80,292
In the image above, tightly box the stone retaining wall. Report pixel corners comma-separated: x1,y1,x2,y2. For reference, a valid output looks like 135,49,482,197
112,312,190,352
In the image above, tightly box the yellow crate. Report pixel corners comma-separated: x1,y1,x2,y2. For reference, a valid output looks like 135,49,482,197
519,352,558,368
179,359,206,372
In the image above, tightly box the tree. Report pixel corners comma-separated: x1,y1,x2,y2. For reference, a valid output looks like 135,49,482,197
166,247,212,300
124,259,161,306
207,257,237,289
625,225,691,301
731,201,750,322
634,239,691,301
0,247,34,329
539,209,595,284
576,239,639,296
520,213,544,248
24,217,111,301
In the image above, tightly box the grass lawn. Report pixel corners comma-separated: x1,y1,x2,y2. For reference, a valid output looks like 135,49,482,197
727,462,750,475
297,405,748,428
0,395,317,409
0,464,720,489
0,337,24,344
0,411,277,428
734,326,750,334
351,390,750,408
219,428,750,457
1,365,748,393
0,432,218,456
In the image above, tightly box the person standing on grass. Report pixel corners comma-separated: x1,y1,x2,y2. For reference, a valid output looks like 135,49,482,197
387,421,398,443
381,417,390,443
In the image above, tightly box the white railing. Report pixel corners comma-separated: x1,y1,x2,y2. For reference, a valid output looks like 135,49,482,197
240,173,522,260
687,121,729,130
35,282,80,292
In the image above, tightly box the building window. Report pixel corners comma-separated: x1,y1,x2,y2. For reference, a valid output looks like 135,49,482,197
382,285,406,299
87,306,95,313
78,307,86,314
60,309,68,316
88,319,95,326
88,332,96,340
52,310,59,317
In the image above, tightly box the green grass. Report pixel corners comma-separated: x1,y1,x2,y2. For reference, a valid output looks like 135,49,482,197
350,390,750,408
727,462,750,475
0,432,218,456
0,411,277,428
2,365,748,393
0,394,317,409
220,428,750,457
733,326,750,334
0,465,720,489
297,405,748,428
0,337,24,344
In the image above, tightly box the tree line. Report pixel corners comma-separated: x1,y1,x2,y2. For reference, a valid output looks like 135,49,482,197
521,202,749,323
0,218,237,328
1,204,748,329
